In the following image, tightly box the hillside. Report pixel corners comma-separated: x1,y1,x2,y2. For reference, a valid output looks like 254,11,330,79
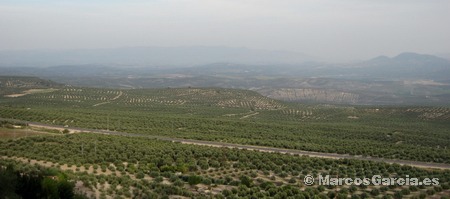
0,76,62,96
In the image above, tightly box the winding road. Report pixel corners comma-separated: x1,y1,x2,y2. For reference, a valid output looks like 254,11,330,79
2,117,450,170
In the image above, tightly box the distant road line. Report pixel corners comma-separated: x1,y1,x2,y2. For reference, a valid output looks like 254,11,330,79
2,117,450,170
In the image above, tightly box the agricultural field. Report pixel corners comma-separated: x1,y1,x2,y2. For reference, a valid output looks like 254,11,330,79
1,77,450,198
0,119,58,139
0,76,62,96
0,127,49,139
1,133,450,198
1,85,449,164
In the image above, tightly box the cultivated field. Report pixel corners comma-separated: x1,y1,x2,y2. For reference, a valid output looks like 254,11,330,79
1,77,450,198
1,86,449,164
1,133,449,198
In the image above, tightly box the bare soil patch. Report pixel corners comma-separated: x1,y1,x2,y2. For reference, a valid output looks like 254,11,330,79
0,128,49,139
5,88,58,97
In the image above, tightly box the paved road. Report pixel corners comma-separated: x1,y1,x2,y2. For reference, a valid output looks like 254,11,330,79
2,117,450,170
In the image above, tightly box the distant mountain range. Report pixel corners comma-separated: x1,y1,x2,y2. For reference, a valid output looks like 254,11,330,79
0,50,449,80
344,52,450,80
1,51,449,105
0,46,314,67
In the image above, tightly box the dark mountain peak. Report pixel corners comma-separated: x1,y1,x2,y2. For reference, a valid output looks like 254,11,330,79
366,52,450,67
394,52,421,59
354,52,450,80
393,52,449,63
369,52,449,63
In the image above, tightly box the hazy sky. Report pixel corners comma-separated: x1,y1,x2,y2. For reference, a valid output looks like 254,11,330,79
1,0,449,61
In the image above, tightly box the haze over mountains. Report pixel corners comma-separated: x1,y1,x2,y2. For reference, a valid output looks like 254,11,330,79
0,46,315,67
1,47,450,105
1,47,449,80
